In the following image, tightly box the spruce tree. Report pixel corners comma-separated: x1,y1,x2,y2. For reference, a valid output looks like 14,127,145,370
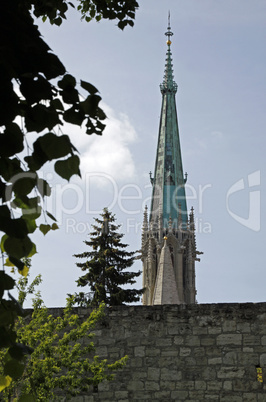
73,208,144,306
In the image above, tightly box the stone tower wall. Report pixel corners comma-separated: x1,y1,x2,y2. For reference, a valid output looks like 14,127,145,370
50,303,266,401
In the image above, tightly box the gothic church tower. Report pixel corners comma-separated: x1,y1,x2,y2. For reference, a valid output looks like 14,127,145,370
142,18,202,305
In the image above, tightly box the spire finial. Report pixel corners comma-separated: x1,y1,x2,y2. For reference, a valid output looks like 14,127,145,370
160,14,177,94
165,11,173,45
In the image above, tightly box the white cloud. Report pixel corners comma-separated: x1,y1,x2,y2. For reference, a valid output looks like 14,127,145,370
68,103,138,186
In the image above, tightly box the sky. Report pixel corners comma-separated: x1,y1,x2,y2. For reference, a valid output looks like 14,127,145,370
18,0,266,307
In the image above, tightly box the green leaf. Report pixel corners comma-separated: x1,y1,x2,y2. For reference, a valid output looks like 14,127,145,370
4,359,25,380
18,265,29,277
63,106,84,125
20,74,53,105
81,94,101,116
9,257,25,271
39,224,51,235
0,216,28,239
0,157,23,181
0,234,8,252
4,236,33,259
4,258,15,267
27,242,37,258
0,123,24,157
0,375,12,392
23,218,37,234
53,17,62,26
43,53,66,80
25,104,61,133
58,74,76,89
37,178,51,197
0,272,15,296
51,223,59,231
13,176,36,197
80,80,98,95
26,133,73,169
50,98,64,111
54,155,81,181
46,211,57,221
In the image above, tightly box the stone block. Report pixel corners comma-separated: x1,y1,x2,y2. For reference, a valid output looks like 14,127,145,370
173,336,184,345
159,380,177,391
217,367,245,379
242,347,253,352
155,337,172,346
243,393,258,402
167,325,180,335
98,381,110,391
184,335,200,346
217,334,242,346
161,367,182,381
208,327,222,335
175,380,194,390
222,320,236,332
130,357,143,367
236,322,251,333
131,391,154,400
179,324,193,335
114,391,129,399
147,367,160,381
238,352,259,365
145,381,160,391
132,370,147,380
223,380,232,391
171,390,189,400
83,397,94,402
134,346,146,357
154,390,171,399
260,353,266,366
204,393,219,400
194,380,207,390
127,380,144,391
127,338,141,347
145,347,160,357
161,349,179,357
243,334,260,346
180,347,191,356
184,357,197,366
95,346,108,357
208,357,222,365
207,380,223,391
194,347,205,357
223,351,237,365
220,395,243,402
201,366,217,381
201,336,216,346
261,335,266,345
193,326,208,335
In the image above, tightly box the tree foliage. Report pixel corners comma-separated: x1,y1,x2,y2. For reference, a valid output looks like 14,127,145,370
0,0,138,393
0,274,127,400
74,208,144,306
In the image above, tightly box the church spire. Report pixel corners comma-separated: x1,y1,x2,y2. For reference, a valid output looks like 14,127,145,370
141,17,200,306
150,15,187,230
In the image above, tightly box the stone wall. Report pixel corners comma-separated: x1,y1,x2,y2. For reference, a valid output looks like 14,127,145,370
54,303,266,401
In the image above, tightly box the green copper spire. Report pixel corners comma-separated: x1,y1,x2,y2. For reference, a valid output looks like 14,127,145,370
150,16,187,230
